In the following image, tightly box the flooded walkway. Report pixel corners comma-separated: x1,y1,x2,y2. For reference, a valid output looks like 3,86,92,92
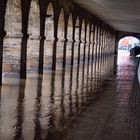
0,35,139,140
60,51,140,140
0,38,115,140
0,43,139,140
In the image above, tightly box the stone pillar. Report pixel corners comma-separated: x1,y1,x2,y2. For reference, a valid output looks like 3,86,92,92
0,0,8,85
62,40,68,69
71,41,75,67
70,16,77,67
21,0,31,35
52,9,61,71
0,35,5,85
52,39,58,71
89,23,92,43
72,16,77,41
0,0,7,34
20,35,29,79
91,24,95,77
20,0,31,79
54,10,60,40
84,20,87,42
38,0,48,38
77,41,81,65
114,32,118,74
79,17,83,42
91,24,96,92
38,36,46,74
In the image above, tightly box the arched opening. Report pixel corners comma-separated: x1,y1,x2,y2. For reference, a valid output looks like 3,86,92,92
75,16,80,41
28,0,40,39
118,36,140,57
66,13,73,67
45,3,54,40
73,17,80,66
44,3,55,71
86,23,90,42
5,0,22,37
3,0,22,76
67,13,73,41
26,1,40,75
81,19,85,42
57,9,65,40
117,36,140,66
55,9,65,70
90,24,94,43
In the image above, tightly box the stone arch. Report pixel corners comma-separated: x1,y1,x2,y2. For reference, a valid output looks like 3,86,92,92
75,16,80,41
45,2,54,40
117,32,140,42
90,24,95,43
64,12,73,68
54,8,67,70
86,22,90,42
115,31,140,54
28,0,40,39
5,0,22,37
67,13,73,41
81,18,86,42
118,36,140,51
57,8,65,40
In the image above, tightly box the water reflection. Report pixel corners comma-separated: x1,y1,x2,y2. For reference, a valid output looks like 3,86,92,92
48,72,55,129
75,61,80,111
68,66,74,116
86,42,91,104
33,75,43,140
59,69,66,126
0,38,115,139
81,43,87,106
14,80,26,139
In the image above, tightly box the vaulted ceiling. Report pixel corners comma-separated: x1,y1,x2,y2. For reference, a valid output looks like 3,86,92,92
73,0,140,33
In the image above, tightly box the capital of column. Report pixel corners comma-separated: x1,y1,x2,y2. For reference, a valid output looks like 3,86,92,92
0,31,6,40
64,38,68,42
54,37,58,41
39,36,46,41
22,34,29,40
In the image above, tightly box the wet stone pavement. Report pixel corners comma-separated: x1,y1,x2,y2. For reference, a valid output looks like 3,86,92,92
60,52,140,140
0,38,115,140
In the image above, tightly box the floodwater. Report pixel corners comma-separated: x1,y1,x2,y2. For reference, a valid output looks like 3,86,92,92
57,50,139,140
0,38,115,140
